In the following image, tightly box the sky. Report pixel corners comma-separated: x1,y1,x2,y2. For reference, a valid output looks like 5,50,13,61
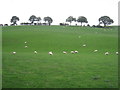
0,0,119,25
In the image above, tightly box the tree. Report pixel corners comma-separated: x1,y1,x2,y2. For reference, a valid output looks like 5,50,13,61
36,17,41,23
43,17,48,23
10,16,19,25
29,15,37,24
73,17,77,25
71,17,76,23
44,16,53,25
99,16,114,27
77,16,88,26
66,16,75,25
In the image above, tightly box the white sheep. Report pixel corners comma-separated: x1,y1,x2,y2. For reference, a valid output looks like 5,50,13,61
63,51,67,54
116,52,119,55
12,52,16,55
24,41,27,44
25,46,28,48
74,50,78,53
83,44,86,47
48,51,53,55
71,51,75,54
105,52,109,55
94,50,98,52
34,50,37,54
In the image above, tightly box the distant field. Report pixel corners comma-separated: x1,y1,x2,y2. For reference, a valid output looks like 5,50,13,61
2,25,118,88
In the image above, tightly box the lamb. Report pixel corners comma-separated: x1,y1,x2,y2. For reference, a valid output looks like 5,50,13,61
34,50,37,54
83,44,86,47
24,46,28,48
63,51,67,54
48,51,53,55
71,51,75,54
12,52,16,55
74,50,78,53
116,52,119,55
94,50,98,52
105,52,109,55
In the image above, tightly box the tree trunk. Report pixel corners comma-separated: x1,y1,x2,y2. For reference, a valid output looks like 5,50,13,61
81,22,82,26
104,23,106,27
13,22,16,25
98,22,101,26
31,21,34,24
49,23,50,26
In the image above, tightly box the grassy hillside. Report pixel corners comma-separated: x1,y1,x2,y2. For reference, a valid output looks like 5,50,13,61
2,25,118,88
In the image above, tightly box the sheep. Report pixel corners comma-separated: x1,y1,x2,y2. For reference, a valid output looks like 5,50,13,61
24,46,28,48
116,52,119,55
94,50,98,52
105,52,109,55
34,50,37,54
48,51,53,55
12,52,16,55
63,51,67,54
71,51,75,54
74,50,78,53
24,41,27,44
83,44,86,47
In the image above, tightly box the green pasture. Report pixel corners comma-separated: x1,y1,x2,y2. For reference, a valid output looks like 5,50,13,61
2,25,118,88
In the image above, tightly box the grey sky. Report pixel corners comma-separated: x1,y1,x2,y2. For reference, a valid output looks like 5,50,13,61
0,0,119,25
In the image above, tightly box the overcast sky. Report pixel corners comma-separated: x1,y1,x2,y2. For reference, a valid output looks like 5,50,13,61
0,0,119,25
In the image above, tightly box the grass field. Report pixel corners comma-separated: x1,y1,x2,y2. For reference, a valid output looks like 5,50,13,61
2,25,118,88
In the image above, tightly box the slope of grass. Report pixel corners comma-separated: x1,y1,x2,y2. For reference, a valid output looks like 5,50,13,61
2,25,118,88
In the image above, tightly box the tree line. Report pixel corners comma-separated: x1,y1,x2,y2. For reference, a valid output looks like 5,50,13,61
65,16,114,27
10,15,53,26
0,15,114,27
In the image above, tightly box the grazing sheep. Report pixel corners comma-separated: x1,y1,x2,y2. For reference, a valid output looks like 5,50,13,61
105,52,109,55
12,52,16,55
24,41,27,44
74,50,78,53
34,50,37,54
63,51,67,54
25,46,28,48
116,52,119,55
83,44,86,47
94,50,98,52
48,51,53,55
71,51,75,54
